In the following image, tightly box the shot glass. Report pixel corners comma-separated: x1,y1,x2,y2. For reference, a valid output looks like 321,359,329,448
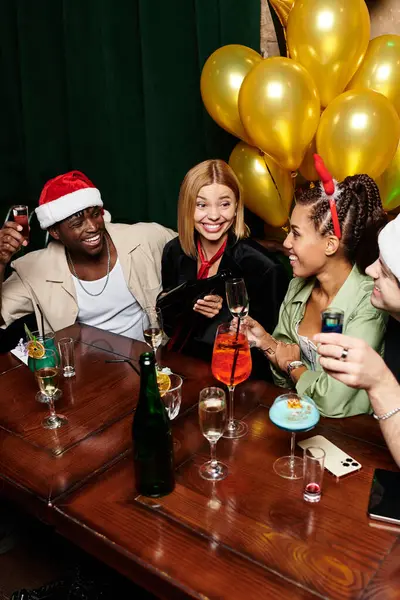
321,308,344,333
12,204,30,242
303,447,325,503
58,337,76,378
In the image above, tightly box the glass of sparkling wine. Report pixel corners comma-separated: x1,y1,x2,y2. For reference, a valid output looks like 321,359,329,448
11,204,30,243
303,447,325,503
33,348,68,430
198,387,228,481
226,278,249,319
142,307,163,368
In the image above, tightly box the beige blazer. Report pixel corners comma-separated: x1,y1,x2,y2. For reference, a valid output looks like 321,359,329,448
1,222,176,333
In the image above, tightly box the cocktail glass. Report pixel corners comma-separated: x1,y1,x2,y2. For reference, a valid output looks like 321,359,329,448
211,322,252,439
269,392,320,480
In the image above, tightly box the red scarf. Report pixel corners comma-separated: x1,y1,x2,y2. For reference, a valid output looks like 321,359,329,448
197,238,227,280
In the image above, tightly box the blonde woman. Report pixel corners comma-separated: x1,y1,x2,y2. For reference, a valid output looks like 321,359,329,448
161,159,288,377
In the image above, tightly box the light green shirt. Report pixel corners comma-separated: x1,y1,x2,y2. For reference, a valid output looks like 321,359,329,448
271,265,387,418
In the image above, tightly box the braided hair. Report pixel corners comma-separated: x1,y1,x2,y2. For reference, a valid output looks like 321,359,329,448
296,174,387,273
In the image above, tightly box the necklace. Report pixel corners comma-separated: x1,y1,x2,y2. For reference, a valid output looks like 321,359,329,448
68,235,111,297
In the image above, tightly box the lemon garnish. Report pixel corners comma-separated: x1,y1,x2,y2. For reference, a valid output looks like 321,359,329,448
26,340,45,359
157,372,171,397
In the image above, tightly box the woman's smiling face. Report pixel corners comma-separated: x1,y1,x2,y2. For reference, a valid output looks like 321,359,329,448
194,183,236,244
283,204,330,278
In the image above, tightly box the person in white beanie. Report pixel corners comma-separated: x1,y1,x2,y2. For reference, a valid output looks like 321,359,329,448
315,214,400,467
0,170,176,339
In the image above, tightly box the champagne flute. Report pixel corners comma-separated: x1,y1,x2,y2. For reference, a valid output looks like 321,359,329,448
33,348,68,430
198,387,228,481
226,278,249,319
211,322,252,439
142,307,164,369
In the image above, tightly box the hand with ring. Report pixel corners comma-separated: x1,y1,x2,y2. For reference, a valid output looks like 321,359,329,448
314,332,391,392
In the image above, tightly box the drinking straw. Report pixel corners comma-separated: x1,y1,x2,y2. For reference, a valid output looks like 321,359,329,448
105,358,140,376
230,310,244,385
37,304,45,339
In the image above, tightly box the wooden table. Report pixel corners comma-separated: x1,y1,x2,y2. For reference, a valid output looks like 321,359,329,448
0,325,150,515
1,325,399,599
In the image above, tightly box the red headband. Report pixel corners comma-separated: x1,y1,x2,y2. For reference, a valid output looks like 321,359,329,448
313,154,341,239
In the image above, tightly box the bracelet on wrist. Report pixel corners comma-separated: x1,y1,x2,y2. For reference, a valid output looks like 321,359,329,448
373,406,400,421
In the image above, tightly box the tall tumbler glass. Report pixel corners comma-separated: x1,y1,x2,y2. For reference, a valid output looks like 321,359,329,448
58,337,76,378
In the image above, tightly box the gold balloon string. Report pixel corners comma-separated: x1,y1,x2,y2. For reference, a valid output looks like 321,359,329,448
262,152,284,207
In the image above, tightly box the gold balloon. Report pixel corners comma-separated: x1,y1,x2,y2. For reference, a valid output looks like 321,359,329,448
316,90,400,181
347,35,400,117
238,57,320,171
299,136,319,181
377,143,400,212
200,45,262,143
287,0,370,108
229,141,293,227
269,0,295,28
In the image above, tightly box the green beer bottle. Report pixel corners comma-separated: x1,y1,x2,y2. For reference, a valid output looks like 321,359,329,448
132,352,175,497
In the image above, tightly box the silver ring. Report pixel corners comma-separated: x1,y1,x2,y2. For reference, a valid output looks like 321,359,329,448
340,347,349,361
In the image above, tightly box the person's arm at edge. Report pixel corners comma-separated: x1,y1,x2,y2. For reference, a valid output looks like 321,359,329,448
315,331,400,466
369,373,400,467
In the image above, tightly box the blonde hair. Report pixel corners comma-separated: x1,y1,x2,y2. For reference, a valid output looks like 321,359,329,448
178,159,248,258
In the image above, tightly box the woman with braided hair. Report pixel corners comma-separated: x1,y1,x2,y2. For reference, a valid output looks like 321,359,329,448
245,155,387,418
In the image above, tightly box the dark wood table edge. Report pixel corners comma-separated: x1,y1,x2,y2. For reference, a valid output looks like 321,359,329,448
53,507,209,600
0,446,132,522
53,503,323,600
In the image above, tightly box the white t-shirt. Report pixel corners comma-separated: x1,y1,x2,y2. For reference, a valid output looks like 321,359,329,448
72,259,146,340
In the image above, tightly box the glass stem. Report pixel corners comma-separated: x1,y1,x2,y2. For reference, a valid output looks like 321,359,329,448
227,385,236,431
210,441,218,467
48,396,57,422
152,344,158,368
290,432,296,470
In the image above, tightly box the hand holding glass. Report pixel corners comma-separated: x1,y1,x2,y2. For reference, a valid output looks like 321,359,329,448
12,205,29,242
33,348,68,430
198,387,228,481
226,278,249,319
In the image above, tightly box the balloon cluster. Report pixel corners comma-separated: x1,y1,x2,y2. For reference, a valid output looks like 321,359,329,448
200,0,400,225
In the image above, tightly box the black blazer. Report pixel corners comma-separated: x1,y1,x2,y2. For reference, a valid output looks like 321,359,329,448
161,236,289,380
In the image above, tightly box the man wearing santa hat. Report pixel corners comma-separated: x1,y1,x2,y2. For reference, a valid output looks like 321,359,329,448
0,171,176,340
315,214,400,467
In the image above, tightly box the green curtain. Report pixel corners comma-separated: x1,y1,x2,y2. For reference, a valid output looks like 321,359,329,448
0,0,260,231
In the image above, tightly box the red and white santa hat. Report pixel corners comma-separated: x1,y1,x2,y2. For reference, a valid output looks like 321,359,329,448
35,170,111,229
378,214,400,281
